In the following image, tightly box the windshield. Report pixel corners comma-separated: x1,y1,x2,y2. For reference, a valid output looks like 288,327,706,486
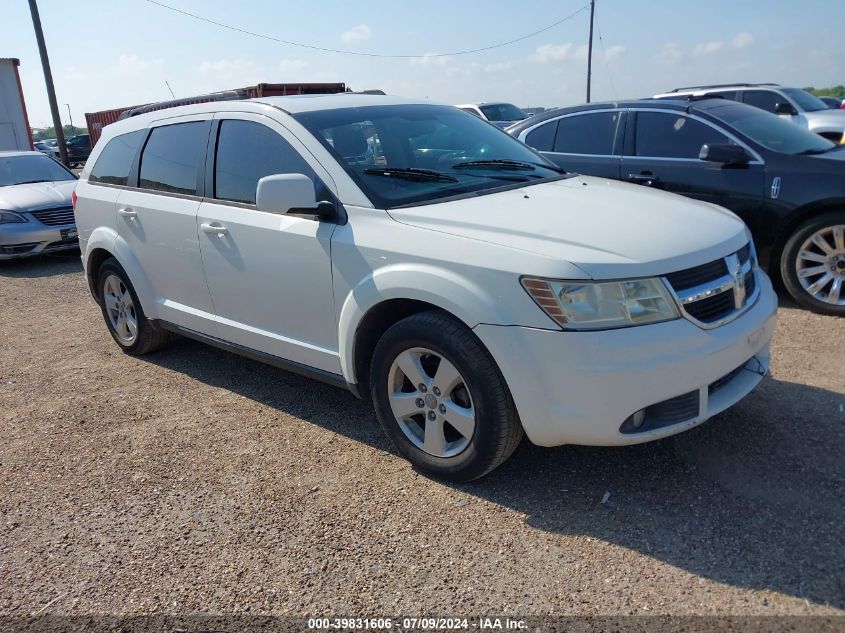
781,88,829,113
480,103,527,122
293,104,562,208
0,154,76,187
707,104,836,155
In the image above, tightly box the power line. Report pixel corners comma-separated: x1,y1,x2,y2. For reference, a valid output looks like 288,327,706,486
597,25,619,100
142,0,590,59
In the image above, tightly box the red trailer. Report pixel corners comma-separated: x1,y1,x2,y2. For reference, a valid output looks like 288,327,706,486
85,82,347,146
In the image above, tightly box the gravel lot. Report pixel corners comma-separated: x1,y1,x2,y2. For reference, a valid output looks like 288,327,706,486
0,254,843,621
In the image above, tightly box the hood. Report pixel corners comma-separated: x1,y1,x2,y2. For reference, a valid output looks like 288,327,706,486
388,176,750,279
807,108,845,131
0,180,76,212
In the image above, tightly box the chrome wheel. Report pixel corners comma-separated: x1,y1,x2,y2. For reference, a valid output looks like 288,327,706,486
103,274,138,345
387,347,475,458
795,224,845,306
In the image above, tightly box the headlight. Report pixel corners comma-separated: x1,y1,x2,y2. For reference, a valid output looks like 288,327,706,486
0,210,27,224
522,276,680,330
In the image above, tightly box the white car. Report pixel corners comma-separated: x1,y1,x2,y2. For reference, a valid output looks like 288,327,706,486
73,94,778,481
455,102,528,129
654,83,845,144
0,151,78,259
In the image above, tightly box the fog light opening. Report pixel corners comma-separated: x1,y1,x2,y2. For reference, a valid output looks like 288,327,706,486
620,409,647,434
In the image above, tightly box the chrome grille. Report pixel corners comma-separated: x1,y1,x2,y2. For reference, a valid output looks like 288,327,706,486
664,242,759,328
31,206,75,226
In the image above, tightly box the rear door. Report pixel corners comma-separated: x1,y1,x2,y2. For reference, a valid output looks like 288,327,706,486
621,110,765,226
196,113,340,374
114,114,218,335
521,110,624,178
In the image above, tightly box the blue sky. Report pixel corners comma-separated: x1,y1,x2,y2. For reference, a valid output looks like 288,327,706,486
5,0,843,127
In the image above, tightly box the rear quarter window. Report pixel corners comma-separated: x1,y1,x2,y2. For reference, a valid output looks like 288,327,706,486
89,130,145,186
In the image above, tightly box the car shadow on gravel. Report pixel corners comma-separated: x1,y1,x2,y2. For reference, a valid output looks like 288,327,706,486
142,337,845,610
0,252,82,278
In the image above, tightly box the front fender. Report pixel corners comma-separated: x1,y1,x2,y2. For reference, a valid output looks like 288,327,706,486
337,263,528,384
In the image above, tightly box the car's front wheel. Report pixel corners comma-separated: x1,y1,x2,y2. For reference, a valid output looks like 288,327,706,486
781,211,845,316
97,258,168,354
370,310,523,482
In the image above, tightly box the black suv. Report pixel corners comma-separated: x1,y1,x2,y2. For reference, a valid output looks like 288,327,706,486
507,98,845,316
65,134,92,168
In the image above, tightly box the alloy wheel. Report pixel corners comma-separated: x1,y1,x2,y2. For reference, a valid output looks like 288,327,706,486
795,224,845,306
387,347,476,458
103,274,139,345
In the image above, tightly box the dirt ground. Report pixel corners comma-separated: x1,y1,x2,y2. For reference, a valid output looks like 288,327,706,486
0,253,843,621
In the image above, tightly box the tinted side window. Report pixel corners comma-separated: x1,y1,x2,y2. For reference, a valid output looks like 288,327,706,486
139,122,208,195
89,130,145,186
553,112,620,155
214,120,315,205
742,90,781,113
710,91,739,101
525,120,558,152
635,112,729,159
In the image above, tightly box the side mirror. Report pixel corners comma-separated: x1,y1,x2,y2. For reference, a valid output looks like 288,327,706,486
775,102,797,116
255,173,333,218
699,143,751,166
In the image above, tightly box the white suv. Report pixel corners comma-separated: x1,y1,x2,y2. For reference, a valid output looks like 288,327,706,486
73,94,778,481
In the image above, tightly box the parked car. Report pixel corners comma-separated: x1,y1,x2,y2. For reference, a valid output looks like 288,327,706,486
73,94,777,481
653,84,845,144
33,141,59,159
507,98,845,315
455,102,528,128
819,96,845,110
65,133,92,167
0,151,79,259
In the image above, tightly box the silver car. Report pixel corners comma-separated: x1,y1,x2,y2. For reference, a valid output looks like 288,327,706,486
0,151,78,260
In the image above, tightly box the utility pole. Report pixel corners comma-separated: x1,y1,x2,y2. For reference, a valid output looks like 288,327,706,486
28,0,68,165
586,0,595,103
65,103,73,131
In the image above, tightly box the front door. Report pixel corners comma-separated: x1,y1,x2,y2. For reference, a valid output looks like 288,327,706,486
621,110,765,230
196,114,340,374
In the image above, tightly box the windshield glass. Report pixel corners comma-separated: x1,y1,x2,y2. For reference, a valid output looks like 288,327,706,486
781,88,829,113
0,154,75,187
480,103,527,122
707,104,836,155
293,104,562,208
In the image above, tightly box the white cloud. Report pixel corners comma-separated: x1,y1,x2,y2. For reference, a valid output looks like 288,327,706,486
114,54,162,75
603,45,626,62
530,43,576,63
694,40,724,56
410,53,452,67
64,66,87,82
341,24,371,43
483,61,514,73
659,42,684,63
278,59,308,73
732,32,754,49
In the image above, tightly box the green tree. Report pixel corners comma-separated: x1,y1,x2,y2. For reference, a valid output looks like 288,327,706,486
804,85,845,99
31,124,87,141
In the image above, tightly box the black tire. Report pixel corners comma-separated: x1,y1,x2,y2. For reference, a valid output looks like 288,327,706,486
780,211,845,317
97,258,169,354
370,310,523,482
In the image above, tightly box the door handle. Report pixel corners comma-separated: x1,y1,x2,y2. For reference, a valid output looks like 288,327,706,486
117,207,137,219
200,222,229,236
628,173,660,186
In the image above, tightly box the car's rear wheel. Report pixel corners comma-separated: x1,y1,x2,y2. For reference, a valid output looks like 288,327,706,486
781,212,845,316
97,258,168,354
370,310,522,482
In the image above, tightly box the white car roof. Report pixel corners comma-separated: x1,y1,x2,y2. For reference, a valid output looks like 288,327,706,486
653,85,783,99
0,150,42,158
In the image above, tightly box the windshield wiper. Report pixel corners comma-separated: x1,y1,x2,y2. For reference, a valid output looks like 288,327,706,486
796,147,835,155
363,167,458,182
452,159,536,171
13,179,51,185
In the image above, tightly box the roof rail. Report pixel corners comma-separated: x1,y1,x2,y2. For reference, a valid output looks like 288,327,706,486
669,82,779,93
118,90,250,120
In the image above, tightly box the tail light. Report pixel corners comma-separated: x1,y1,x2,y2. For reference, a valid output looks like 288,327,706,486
71,190,77,209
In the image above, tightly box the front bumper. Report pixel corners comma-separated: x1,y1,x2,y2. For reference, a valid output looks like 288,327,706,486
0,221,79,259
474,271,778,447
